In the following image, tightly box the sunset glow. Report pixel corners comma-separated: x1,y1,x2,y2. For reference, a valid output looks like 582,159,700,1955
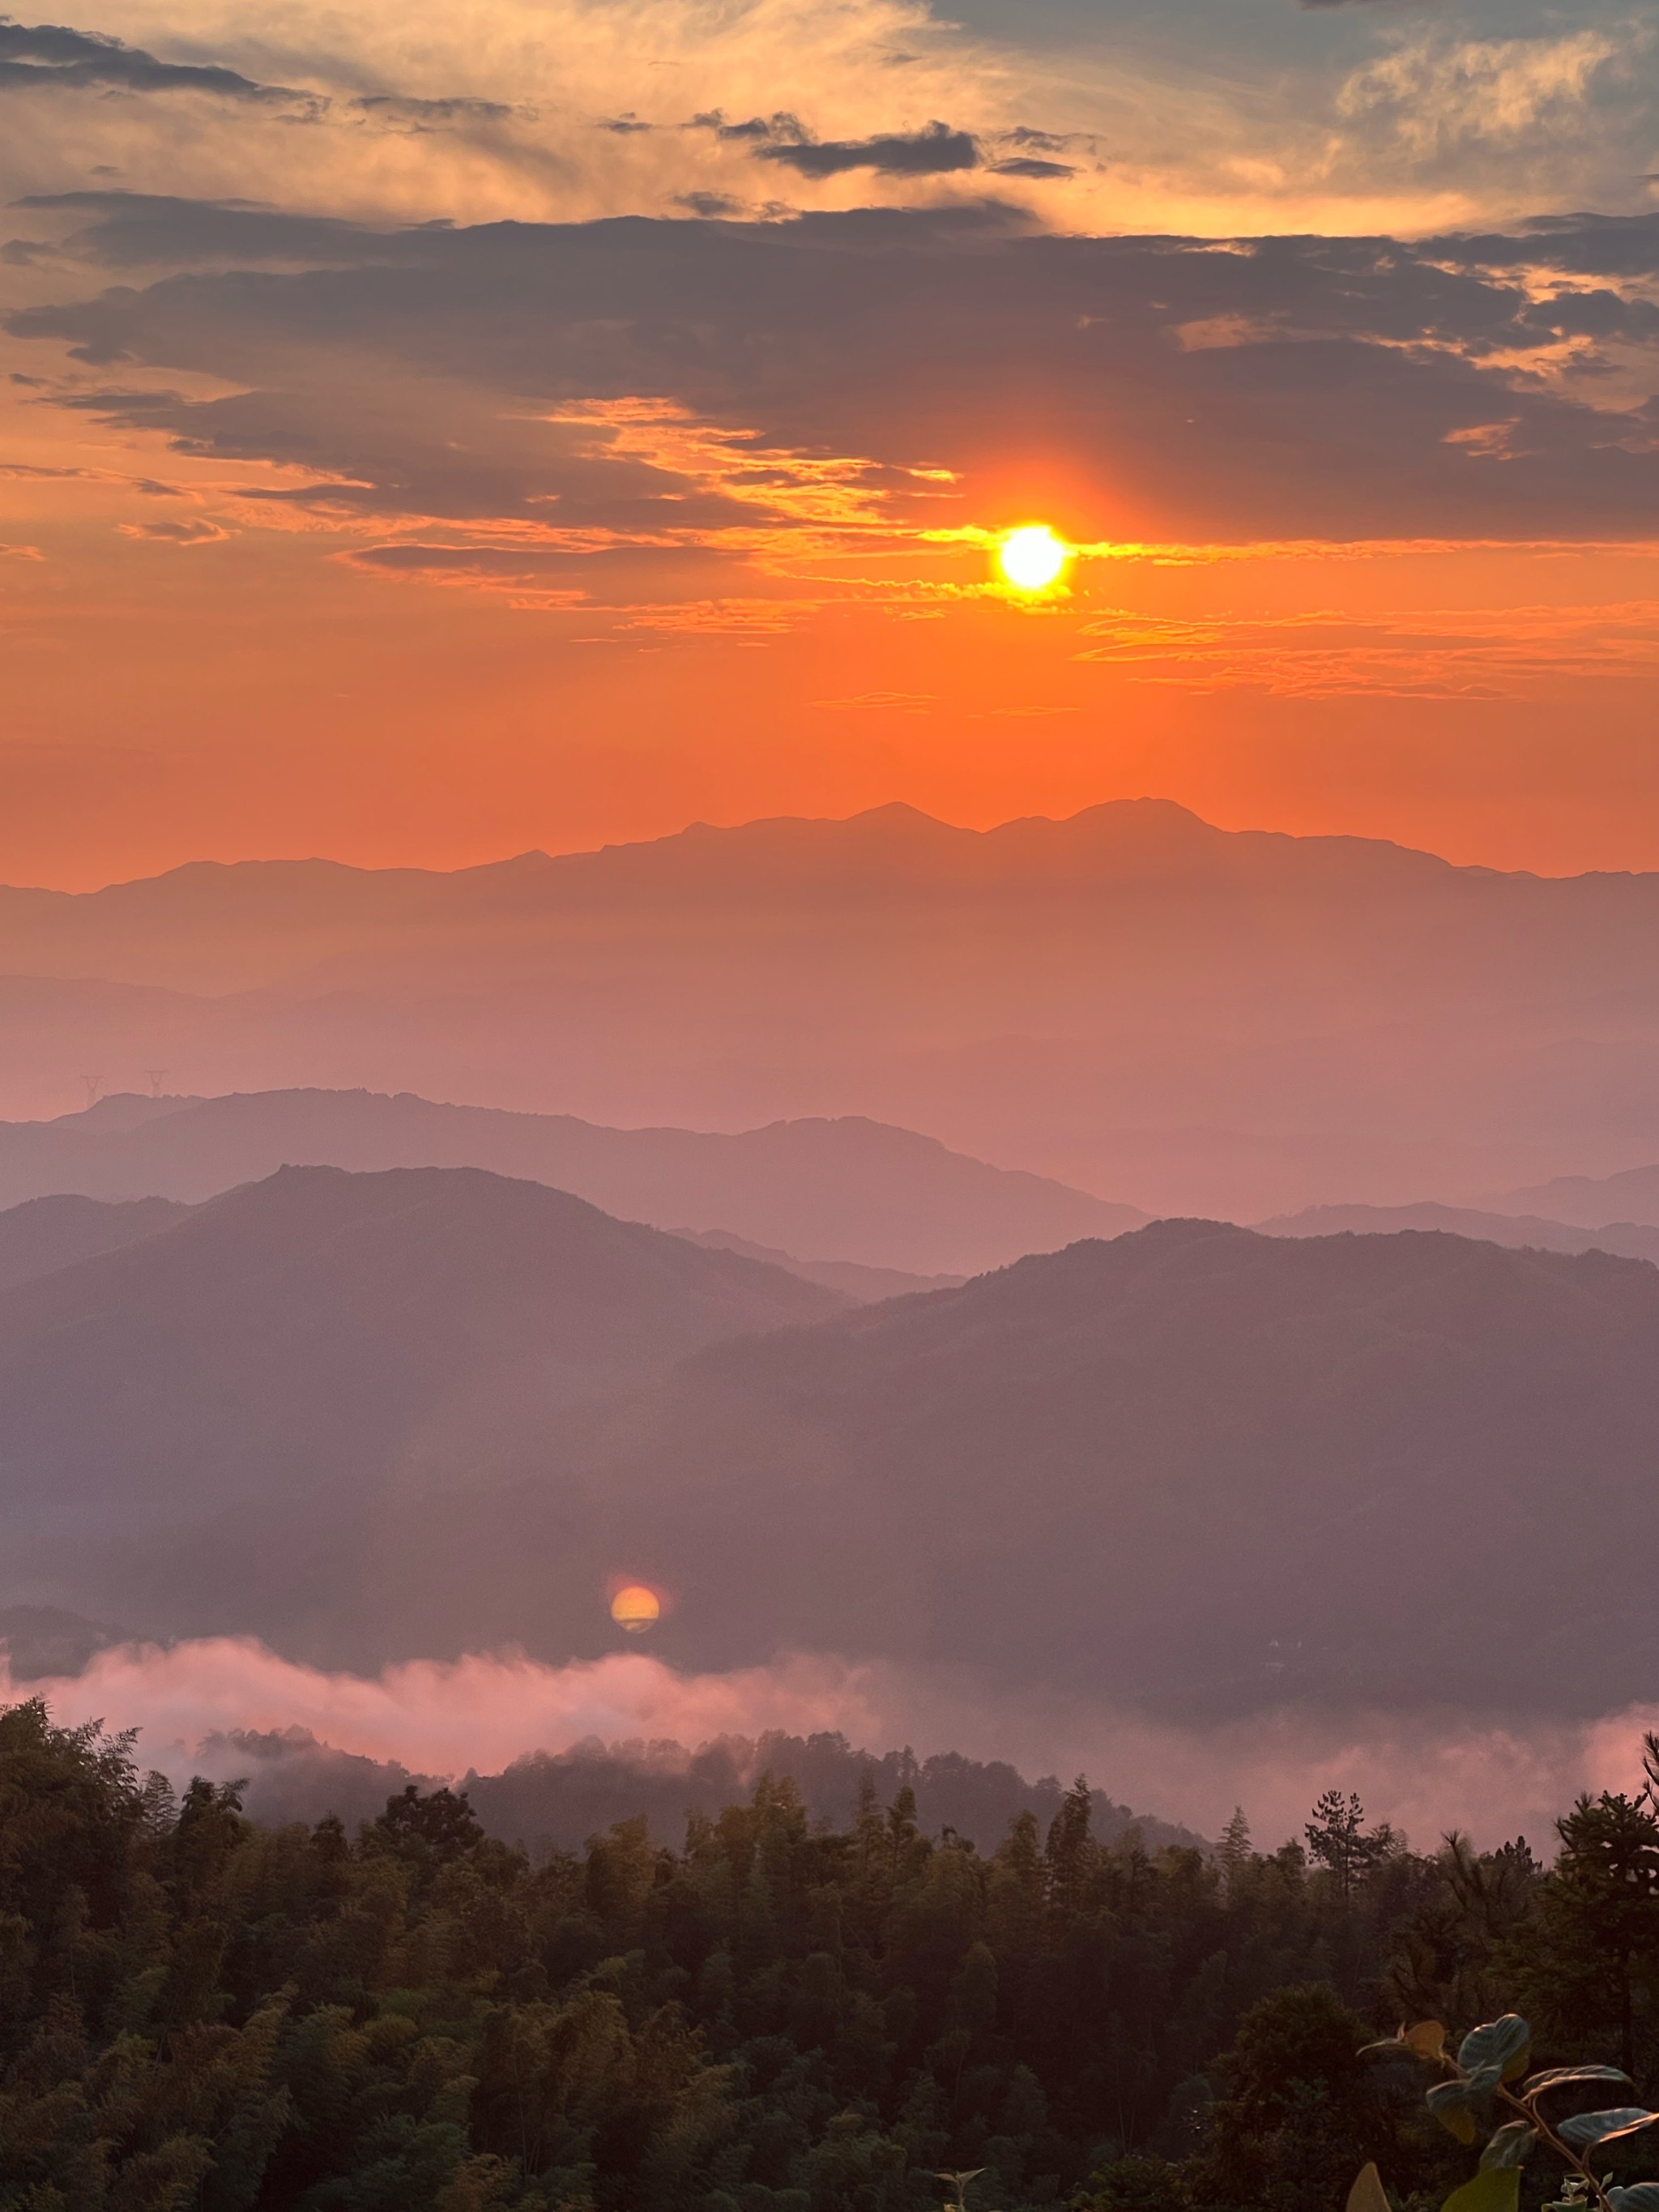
11,0,1659,2189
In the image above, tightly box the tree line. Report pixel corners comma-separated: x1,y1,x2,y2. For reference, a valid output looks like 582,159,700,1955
2,1697,1657,2211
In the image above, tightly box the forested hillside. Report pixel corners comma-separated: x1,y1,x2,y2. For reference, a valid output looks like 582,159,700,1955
4,1700,1657,2212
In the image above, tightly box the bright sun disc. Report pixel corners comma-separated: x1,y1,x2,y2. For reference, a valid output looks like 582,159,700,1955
998,525,1068,592
610,1583,661,1633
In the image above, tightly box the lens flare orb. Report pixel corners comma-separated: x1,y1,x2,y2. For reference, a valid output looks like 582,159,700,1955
997,525,1069,593
610,1583,662,1633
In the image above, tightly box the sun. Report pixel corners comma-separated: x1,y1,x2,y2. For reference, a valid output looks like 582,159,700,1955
998,524,1070,593
609,1583,661,1633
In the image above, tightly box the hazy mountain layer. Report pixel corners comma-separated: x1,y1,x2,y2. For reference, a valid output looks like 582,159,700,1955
11,802,1659,1214
0,1087,1135,1275
1260,1200,1659,1265
535,1219,1659,1721
0,1192,192,1292
1487,1163,1659,1230
7,801,1659,1008
672,1228,961,1302
6,1192,1657,1724
0,1163,842,1650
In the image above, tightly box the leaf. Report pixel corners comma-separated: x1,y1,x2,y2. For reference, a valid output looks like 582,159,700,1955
1559,2108,1659,2149
1428,2082,1479,2145
1364,2022,1450,2063
1347,2165,1392,2212
1524,2066,1633,2096
1458,2017,1532,2083
1479,2123,1535,2171
1606,2189,1659,2210
1440,2169,1520,2212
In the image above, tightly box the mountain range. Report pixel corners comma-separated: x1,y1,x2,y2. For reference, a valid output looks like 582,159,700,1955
0,1163,842,1655
4,1162,1657,1727
0,1087,1138,1276
1261,1200,1659,1264
1485,1161,1659,1229
563,1215,1659,1722
14,800,1659,1215
0,1192,192,1292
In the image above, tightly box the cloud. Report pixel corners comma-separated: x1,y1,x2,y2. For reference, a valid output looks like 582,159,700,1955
689,108,805,143
14,1633,1659,1850
1337,29,1629,160
1073,599,1659,697
756,119,981,177
116,515,232,544
0,0,1648,253
12,1637,888,1784
9,193,1659,579
674,190,744,217
813,688,936,709
0,15,318,107
351,94,525,130
988,156,1073,179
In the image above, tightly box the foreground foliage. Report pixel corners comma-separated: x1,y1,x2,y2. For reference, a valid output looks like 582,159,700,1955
2,1701,1659,2212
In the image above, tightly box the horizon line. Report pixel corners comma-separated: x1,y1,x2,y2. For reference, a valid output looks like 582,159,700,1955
0,794,1604,900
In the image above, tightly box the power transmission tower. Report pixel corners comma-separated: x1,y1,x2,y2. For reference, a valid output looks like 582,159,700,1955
144,1069,169,1098
80,1074,102,1109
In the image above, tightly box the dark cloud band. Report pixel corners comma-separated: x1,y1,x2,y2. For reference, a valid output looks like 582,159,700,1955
757,122,981,178
8,194,1659,553
0,15,313,103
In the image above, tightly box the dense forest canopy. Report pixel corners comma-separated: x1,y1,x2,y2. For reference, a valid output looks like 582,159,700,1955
5,1701,1659,2212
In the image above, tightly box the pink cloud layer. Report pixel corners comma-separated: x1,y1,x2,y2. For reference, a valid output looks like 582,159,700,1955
11,1637,1657,1852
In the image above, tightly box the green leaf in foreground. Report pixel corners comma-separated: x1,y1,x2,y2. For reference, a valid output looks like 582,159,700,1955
1479,2123,1535,2171
1559,2108,1659,2149
1458,2017,1532,2082
1428,2082,1479,2144
1525,2067,1633,2096
1441,2167,1521,2212
1606,2189,1659,2210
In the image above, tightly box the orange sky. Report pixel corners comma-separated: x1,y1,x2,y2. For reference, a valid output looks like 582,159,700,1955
7,438,1659,886
4,0,1659,886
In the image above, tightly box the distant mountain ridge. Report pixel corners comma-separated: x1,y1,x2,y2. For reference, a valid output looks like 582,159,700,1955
10,801,1659,1215
1260,1200,1659,1266
671,1227,960,1302
1486,1163,1659,1229
0,800,1482,995
0,1186,957,1306
0,1087,1140,1275
0,1193,193,1292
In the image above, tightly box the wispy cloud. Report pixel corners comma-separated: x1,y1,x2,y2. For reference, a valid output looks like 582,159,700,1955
11,1637,887,1783
1337,27,1630,160
1073,598,1659,697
